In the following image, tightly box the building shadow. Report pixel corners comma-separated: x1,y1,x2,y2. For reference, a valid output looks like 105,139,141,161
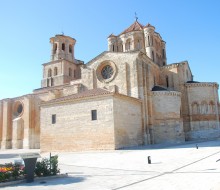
10,176,86,187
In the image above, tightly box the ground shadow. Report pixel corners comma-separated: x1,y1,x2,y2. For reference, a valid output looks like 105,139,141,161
8,176,86,188
121,139,220,151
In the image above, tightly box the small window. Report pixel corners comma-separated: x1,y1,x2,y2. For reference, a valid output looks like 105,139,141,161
152,51,155,62
52,114,56,124
62,43,65,51
166,76,169,88
69,45,72,53
48,69,52,77
112,45,115,52
91,110,97,120
53,43,57,54
162,49,165,58
69,68,72,77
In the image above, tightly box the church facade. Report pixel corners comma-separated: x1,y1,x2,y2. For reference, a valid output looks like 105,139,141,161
0,20,220,151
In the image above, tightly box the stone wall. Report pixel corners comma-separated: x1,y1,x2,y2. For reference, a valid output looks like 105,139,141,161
0,95,40,149
113,95,143,149
185,82,220,140
151,91,185,144
40,96,115,152
83,52,142,98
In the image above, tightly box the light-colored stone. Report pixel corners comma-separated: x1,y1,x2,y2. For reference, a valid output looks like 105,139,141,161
0,20,219,151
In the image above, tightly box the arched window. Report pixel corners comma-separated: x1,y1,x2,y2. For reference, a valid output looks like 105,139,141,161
69,45,72,53
209,101,215,114
125,39,131,51
152,51,155,62
54,67,58,76
53,43,57,54
112,44,115,52
148,36,150,46
162,49,165,58
192,102,199,114
48,69,52,77
69,68,72,77
62,43,65,51
166,75,169,88
74,70,76,78
201,101,208,114
137,39,141,50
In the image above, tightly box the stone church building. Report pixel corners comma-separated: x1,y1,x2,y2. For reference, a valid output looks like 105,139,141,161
0,20,220,151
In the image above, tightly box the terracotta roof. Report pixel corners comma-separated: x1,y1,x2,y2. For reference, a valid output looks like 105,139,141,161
120,21,144,35
44,88,113,104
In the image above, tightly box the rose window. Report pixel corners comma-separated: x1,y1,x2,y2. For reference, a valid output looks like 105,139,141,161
101,65,114,79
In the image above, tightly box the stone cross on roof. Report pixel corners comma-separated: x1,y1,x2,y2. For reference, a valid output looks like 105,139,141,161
135,12,138,21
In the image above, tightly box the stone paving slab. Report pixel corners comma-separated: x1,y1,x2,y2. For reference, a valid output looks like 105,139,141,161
1,140,220,189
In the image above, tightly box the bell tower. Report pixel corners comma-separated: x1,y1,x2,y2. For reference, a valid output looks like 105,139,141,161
50,34,76,62
41,34,82,88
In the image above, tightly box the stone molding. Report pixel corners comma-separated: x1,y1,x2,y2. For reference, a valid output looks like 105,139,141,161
185,82,219,88
151,91,181,97
160,61,187,70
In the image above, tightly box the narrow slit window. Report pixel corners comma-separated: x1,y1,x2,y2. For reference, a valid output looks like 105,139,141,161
62,43,65,51
69,45,72,53
166,76,169,88
69,68,72,77
52,114,56,124
91,110,97,120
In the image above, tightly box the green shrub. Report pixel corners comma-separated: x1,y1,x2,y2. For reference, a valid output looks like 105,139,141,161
34,155,60,177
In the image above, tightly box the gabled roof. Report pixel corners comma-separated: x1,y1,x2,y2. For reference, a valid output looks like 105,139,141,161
120,21,144,35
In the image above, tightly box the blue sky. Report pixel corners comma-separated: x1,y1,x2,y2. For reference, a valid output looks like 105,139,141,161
0,0,220,99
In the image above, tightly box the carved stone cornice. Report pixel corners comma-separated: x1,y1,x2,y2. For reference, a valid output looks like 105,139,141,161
151,91,181,97
160,61,187,70
185,82,219,88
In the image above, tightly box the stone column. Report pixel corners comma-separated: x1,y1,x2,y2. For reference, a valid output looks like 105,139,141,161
0,101,3,148
12,117,24,149
2,99,12,149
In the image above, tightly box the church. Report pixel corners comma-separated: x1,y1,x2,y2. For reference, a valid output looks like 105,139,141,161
0,20,219,151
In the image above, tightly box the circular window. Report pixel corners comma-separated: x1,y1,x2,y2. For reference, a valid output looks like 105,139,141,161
17,104,23,114
101,65,114,79
13,101,24,117
96,61,117,83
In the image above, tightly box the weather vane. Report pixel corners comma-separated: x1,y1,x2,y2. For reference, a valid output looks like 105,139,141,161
135,12,138,21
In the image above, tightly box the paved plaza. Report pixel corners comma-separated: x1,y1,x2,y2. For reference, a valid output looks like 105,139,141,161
1,140,220,189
